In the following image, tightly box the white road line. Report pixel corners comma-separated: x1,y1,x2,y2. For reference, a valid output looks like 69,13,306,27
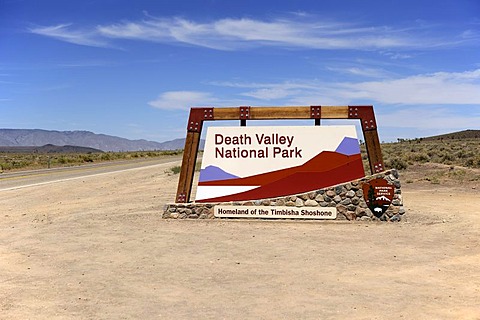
0,160,179,192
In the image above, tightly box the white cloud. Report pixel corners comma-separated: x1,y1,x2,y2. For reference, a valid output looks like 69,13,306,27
377,107,480,136
340,69,480,104
326,66,391,78
147,69,480,138
96,17,430,50
241,87,296,100
29,24,110,48
148,91,220,110
56,60,116,68
213,69,480,106
29,15,470,51
380,51,413,60
148,90,253,110
238,82,317,100
225,70,480,139
461,29,480,39
146,69,480,140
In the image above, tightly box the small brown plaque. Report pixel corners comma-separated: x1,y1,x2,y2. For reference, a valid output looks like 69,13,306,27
362,178,394,218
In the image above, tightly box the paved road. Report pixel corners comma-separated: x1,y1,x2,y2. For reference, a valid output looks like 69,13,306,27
0,155,182,191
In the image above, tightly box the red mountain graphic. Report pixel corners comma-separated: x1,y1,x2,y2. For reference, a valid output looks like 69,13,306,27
197,151,365,202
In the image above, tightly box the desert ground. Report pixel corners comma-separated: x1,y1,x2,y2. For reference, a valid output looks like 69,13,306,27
1,158,479,319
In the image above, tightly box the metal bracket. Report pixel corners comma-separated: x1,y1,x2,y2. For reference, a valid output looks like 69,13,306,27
348,106,377,131
176,193,187,203
187,107,214,132
373,161,384,173
310,106,322,119
239,106,251,120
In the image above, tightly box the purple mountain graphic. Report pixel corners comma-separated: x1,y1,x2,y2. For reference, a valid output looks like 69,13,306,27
199,165,239,182
335,137,361,156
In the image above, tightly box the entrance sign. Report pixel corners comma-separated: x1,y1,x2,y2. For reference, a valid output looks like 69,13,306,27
196,126,365,202
175,106,384,203
214,205,337,219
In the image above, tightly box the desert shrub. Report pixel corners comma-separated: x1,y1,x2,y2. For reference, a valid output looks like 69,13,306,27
57,156,67,164
100,153,115,161
9,159,29,169
146,151,162,157
169,165,181,174
465,156,480,168
52,155,78,165
455,150,470,159
440,152,455,164
81,155,94,163
447,168,466,179
0,162,13,170
408,152,430,163
425,176,441,184
162,150,182,156
385,157,408,170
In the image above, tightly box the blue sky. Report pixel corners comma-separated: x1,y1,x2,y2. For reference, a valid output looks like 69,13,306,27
1,0,479,143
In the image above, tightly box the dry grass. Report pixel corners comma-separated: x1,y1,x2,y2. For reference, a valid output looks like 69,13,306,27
0,150,181,172
371,138,480,186
381,138,480,169
357,138,480,173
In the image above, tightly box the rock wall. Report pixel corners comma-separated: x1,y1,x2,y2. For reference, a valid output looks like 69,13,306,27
164,169,404,222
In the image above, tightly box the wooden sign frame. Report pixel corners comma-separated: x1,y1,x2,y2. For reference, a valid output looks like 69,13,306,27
175,105,384,203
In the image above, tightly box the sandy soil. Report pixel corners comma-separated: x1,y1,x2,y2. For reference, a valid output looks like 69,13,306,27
1,160,479,319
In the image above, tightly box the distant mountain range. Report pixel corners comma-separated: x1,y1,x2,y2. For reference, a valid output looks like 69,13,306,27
0,144,104,154
0,129,204,152
2,128,476,153
422,129,480,141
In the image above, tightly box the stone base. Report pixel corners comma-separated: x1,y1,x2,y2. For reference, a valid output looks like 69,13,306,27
163,169,404,222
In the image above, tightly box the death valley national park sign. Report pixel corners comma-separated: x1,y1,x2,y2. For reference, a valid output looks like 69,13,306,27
195,126,366,203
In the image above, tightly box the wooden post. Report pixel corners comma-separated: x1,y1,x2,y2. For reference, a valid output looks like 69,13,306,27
175,131,201,203
363,129,384,173
347,106,384,174
175,107,213,203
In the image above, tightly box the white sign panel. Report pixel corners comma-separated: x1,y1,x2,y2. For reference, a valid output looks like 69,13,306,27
196,125,365,203
214,205,337,219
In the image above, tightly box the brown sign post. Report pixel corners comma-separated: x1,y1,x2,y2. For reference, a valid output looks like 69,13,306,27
175,105,384,203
